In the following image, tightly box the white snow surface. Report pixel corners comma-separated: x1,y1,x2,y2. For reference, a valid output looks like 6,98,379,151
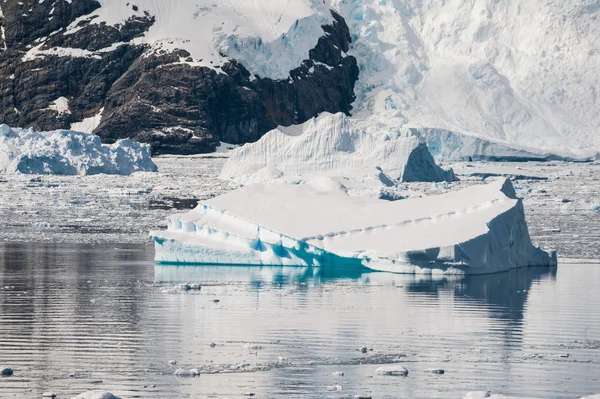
329,0,600,156
151,177,556,274
0,125,157,175
62,0,332,79
220,112,455,184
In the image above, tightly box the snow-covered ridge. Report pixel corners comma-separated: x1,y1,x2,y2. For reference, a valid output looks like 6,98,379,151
151,178,556,274
61,0,333,79
220,112,455,184
329,0,600,155
0,125,157,175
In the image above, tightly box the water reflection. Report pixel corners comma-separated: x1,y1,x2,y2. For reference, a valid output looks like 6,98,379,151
0,243,595,399
155,264,558,324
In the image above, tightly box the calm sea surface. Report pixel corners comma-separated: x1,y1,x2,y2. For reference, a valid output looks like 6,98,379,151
0,243,599,399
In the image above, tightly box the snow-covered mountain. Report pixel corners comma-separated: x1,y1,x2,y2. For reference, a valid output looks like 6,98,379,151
1,0,598,156
0,0,358,154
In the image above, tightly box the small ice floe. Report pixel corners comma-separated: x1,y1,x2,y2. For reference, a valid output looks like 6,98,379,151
229,363,250,371
463,392,491,399
161,283,202,294
1,367,13,377
168,360,177,366
174,368,200,377
428,368,445,374
277,356,288,363
72,392,121,399
332,371,345,377
245,343,263,350
326,385,343,391
375,365,408,376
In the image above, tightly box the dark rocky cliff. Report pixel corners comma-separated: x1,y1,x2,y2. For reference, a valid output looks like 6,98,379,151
0,1,358,154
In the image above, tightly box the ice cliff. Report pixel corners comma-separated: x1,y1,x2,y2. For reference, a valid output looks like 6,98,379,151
220,112,456,184
151,178,556,275
0,125,157,175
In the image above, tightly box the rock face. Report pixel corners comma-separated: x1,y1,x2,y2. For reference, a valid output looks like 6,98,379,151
0,1,358,154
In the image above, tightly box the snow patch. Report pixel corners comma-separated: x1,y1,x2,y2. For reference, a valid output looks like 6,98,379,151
71,108,104,134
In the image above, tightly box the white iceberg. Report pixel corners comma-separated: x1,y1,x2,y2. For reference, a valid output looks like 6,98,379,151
150,177,556,275
220,113,455,185
0,125,157,175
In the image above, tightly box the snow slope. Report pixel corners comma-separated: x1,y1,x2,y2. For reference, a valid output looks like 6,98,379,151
151,178,556,274
329,0,600,156
220,112,455,184
59,0,332,79
0,125,157,175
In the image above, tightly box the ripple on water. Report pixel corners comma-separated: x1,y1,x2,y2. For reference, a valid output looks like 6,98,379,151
0,243,599,398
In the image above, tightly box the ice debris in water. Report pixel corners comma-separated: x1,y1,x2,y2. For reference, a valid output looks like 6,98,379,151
72,392,121,399
375,365,408,376
332,371,345,377
174,368,200,377
428,368,445,374
326,385,343,391
0,124,157,175
161,283,202,293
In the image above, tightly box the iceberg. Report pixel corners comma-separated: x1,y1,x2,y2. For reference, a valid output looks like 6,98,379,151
220,112,456,185
150,177,556,275
0,125,157,175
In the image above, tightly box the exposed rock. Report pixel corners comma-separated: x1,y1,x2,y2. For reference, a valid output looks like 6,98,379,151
0,2,358,155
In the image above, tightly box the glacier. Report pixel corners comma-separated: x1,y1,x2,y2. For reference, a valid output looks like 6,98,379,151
0,125,157,175
220,112,456,185
329,0,600,156
150,177,556,275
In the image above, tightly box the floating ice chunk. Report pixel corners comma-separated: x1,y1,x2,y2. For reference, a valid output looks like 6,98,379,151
0,125,157,175
428,368,445,374
463,392,491,399
327,385,343,391
221,113,456,184
332,371,345,377
151,178,556,275
72,392,121,399
375,365,408,376
174,368,200,377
